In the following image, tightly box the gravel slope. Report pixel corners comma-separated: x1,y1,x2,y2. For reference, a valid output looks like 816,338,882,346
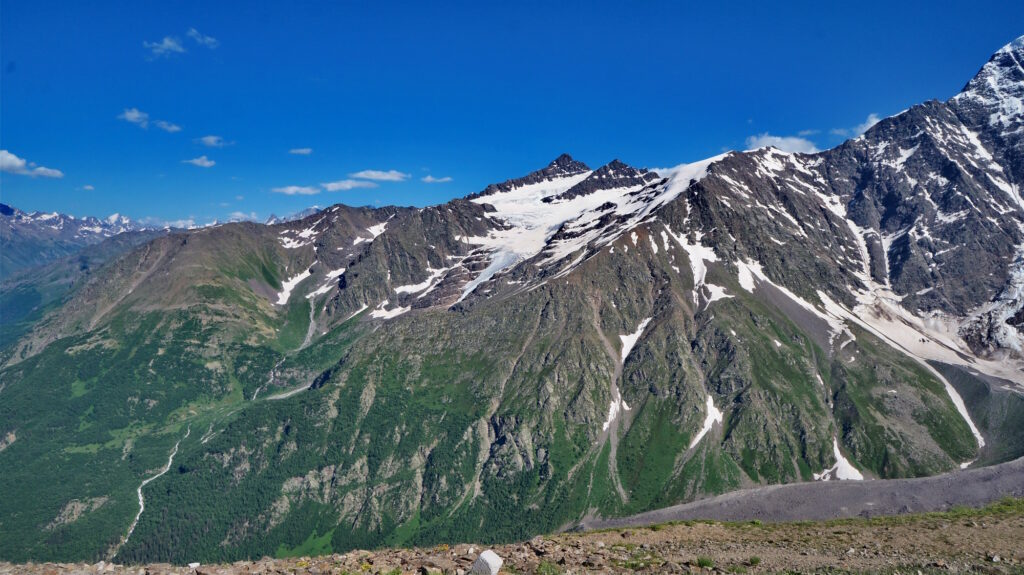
579,456,1024,530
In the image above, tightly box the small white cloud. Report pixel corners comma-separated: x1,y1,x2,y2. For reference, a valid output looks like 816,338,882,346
830,128,850,137
272,185,320,195
155,120,182,133
118,107,149,128
144,36,185,57
744,133,820,154
227,211,259,221
348,169,410,181
853,113,881,135
0,150,65,178
183,155,215,168
797,129,819,137
289,147,313,155
187,28,218,48
322,179,379,191
235,194,244,200
83,184,95,190
139,216,204,229
421,175,453,183
196,135,231,148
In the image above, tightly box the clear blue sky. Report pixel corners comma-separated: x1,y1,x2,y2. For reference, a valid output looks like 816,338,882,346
1,1,1021,225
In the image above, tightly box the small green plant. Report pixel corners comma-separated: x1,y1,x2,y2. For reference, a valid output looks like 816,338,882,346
697,556,715,568
748,556,761,566
536,561,563,575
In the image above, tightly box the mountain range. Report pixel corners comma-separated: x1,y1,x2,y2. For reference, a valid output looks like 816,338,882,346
0,203,147,280
1,36,1023,565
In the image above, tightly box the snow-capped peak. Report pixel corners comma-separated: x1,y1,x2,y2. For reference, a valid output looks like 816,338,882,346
469,154,591,199
456,153,727,299
951,35,1024,130
106,213,132,227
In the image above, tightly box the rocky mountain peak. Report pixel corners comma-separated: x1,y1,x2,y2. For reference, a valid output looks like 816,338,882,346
544,158,660,202
952,35,1024,131
466,154,592,199
546,153,591,176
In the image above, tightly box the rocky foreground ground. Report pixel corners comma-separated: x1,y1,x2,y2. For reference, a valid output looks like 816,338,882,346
3,499,1023,575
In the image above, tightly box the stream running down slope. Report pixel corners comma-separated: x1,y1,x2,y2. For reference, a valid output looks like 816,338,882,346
111,426,191,559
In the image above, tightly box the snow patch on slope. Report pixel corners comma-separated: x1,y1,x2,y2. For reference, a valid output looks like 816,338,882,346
813,437,864,481
816,290,989,445
369,299,410,319
688,395,723,449
395,266,451,295
619,317,653,363
602,384,631,433
664,224,728,307
276,269,312,305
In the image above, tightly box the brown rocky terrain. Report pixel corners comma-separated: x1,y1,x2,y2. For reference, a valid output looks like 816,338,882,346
4,498,1021,575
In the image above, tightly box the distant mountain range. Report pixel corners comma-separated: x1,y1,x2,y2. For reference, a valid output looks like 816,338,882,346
265,206,323,225
1,36,1022,566
0,203,145,280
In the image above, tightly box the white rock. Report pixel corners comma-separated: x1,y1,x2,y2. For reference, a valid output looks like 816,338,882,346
188,562,201,569
469,549,503,575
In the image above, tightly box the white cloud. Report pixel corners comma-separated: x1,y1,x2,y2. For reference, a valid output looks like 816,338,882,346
322,179,379,191
227,211,259,221
155,120,182,133
187,28,219,48
183,155,215,168
119,108,181,133
830,113,883,139
289,147,313,155
348,169,410,181
118,107,149,128
744,133,820,154
196,135,231,148
144,36,185,57
853,113,881,135
83,184,95,190
421,175,453,183
272,185,320,195
0,150,65,178
797,129,819,137
235,194,244,200
139,216,205,229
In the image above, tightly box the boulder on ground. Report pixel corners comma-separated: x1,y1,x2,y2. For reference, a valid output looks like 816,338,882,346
469,549,503,574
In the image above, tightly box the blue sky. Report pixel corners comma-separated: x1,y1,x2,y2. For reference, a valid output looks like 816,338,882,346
1,1,1021,225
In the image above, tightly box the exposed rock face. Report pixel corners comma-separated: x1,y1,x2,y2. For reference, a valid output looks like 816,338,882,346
45,497,109,531
544,159,661,202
